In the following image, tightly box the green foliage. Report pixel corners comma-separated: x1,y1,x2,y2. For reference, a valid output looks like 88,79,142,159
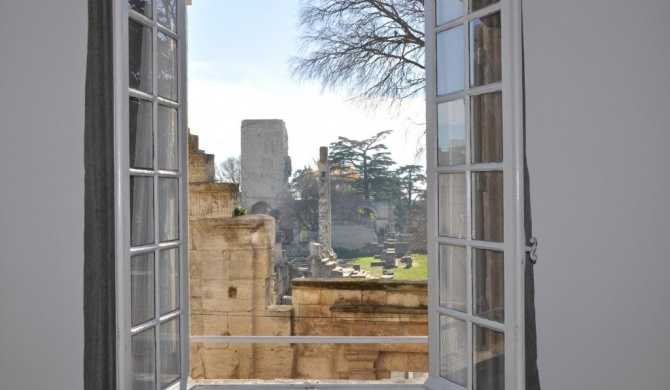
329,130,397,200
233,206,248,216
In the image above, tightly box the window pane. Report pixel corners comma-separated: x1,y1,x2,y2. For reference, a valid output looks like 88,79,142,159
439,245,466,312
438,99,466,166
129,21,153,93
470,0,499,12
472,171,503,242
159,178,179,242
160,248,179,314
472,92,502,163
157,32,177,101
131,176,155,246
473,325,504,390
131,253,155,326
132,328,156,390
158,105,178,171
470,13,501,87
473,249,504,322
160,318,181,387
128,0,152,18
437,25,464,95
436,0,463,25
129,98,153,169
157,0,177,31
439,315,467,386
438,173,466,238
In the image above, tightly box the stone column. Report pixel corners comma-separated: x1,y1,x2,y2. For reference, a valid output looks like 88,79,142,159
317,146,332,250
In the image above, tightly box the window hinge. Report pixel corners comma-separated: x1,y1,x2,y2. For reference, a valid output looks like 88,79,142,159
525,237,538,264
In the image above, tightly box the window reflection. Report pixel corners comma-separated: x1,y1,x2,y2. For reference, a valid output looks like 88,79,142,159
131,253,155,326
158,105,179,170
473,326,505,390
438,99,466,166
132,328,156,390
437,25,464,95
438,173,467,238
129,98,153,169
472,92,502,163
470,13,501,88
157,0,177,31
473,249,504,322
436,0,463,25
472,171,503,242
439,245,467,312
439,315,467,386
128,0,152,18
158,32,178,101
131,176,155,246
129,21,153,93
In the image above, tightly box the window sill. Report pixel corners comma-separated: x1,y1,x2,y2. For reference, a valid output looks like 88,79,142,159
190,378,426,389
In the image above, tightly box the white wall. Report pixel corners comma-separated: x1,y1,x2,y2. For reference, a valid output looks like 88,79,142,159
525,1,670,388
0,1,87,389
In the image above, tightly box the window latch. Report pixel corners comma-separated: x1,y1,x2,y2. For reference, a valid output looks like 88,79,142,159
525,237,538,264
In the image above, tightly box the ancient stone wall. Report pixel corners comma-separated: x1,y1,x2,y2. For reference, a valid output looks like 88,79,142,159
331,224,378,252
240,119,291,211
189,215,295,379
291,279,428,380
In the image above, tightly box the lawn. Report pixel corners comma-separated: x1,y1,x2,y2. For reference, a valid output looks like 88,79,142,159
347,254,428,280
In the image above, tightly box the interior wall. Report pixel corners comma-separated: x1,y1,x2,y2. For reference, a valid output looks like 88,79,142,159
0,1,87,388
524,1,670,388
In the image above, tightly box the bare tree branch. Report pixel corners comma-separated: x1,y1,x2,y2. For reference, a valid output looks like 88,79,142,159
292,0,425,106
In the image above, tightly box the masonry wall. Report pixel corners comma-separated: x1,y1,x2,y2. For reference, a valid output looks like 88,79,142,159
240,119,290,211
292,279,428,380
0,2,87,389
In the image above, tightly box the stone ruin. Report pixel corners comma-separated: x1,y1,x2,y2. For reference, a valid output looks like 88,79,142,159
369,233,415,280
188,130,427,382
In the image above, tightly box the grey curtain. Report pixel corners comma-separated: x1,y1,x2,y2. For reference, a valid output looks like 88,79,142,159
84,0,116,388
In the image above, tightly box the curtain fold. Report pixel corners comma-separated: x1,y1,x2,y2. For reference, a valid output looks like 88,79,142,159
84,0,116,388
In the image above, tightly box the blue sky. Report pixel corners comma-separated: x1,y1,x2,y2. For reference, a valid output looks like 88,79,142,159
187,0,425,170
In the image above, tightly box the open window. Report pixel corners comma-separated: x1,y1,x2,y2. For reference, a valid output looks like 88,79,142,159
114,1,190,389
424,0,526,389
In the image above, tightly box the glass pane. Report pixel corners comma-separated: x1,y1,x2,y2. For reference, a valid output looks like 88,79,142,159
438,173,466,238
470,0,499,12
159,178,179,242
157,0,177,31
131,253,155,326
438,99,466,166
436,0,463,25
473,249,504,322
439,315,467,386
160,318,181,387
131,176,155,246
472,92,502,163
132,328,156,390
470,13,501,87
437,25,464,95
129,98,153,169
472,171,503,242
158,105,178,171
160,248,179,314
473,326,505,390
128,0,152,18
439,245,466,312
129,21,153,93
157,32,178,101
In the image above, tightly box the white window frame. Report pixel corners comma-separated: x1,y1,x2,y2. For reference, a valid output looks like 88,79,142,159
113,1,190,389
423,0,526,389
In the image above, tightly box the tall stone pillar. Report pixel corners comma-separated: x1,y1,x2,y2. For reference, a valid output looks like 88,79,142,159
317,147,331,250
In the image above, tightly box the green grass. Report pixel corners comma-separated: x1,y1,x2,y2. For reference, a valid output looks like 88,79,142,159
347,254,428,280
